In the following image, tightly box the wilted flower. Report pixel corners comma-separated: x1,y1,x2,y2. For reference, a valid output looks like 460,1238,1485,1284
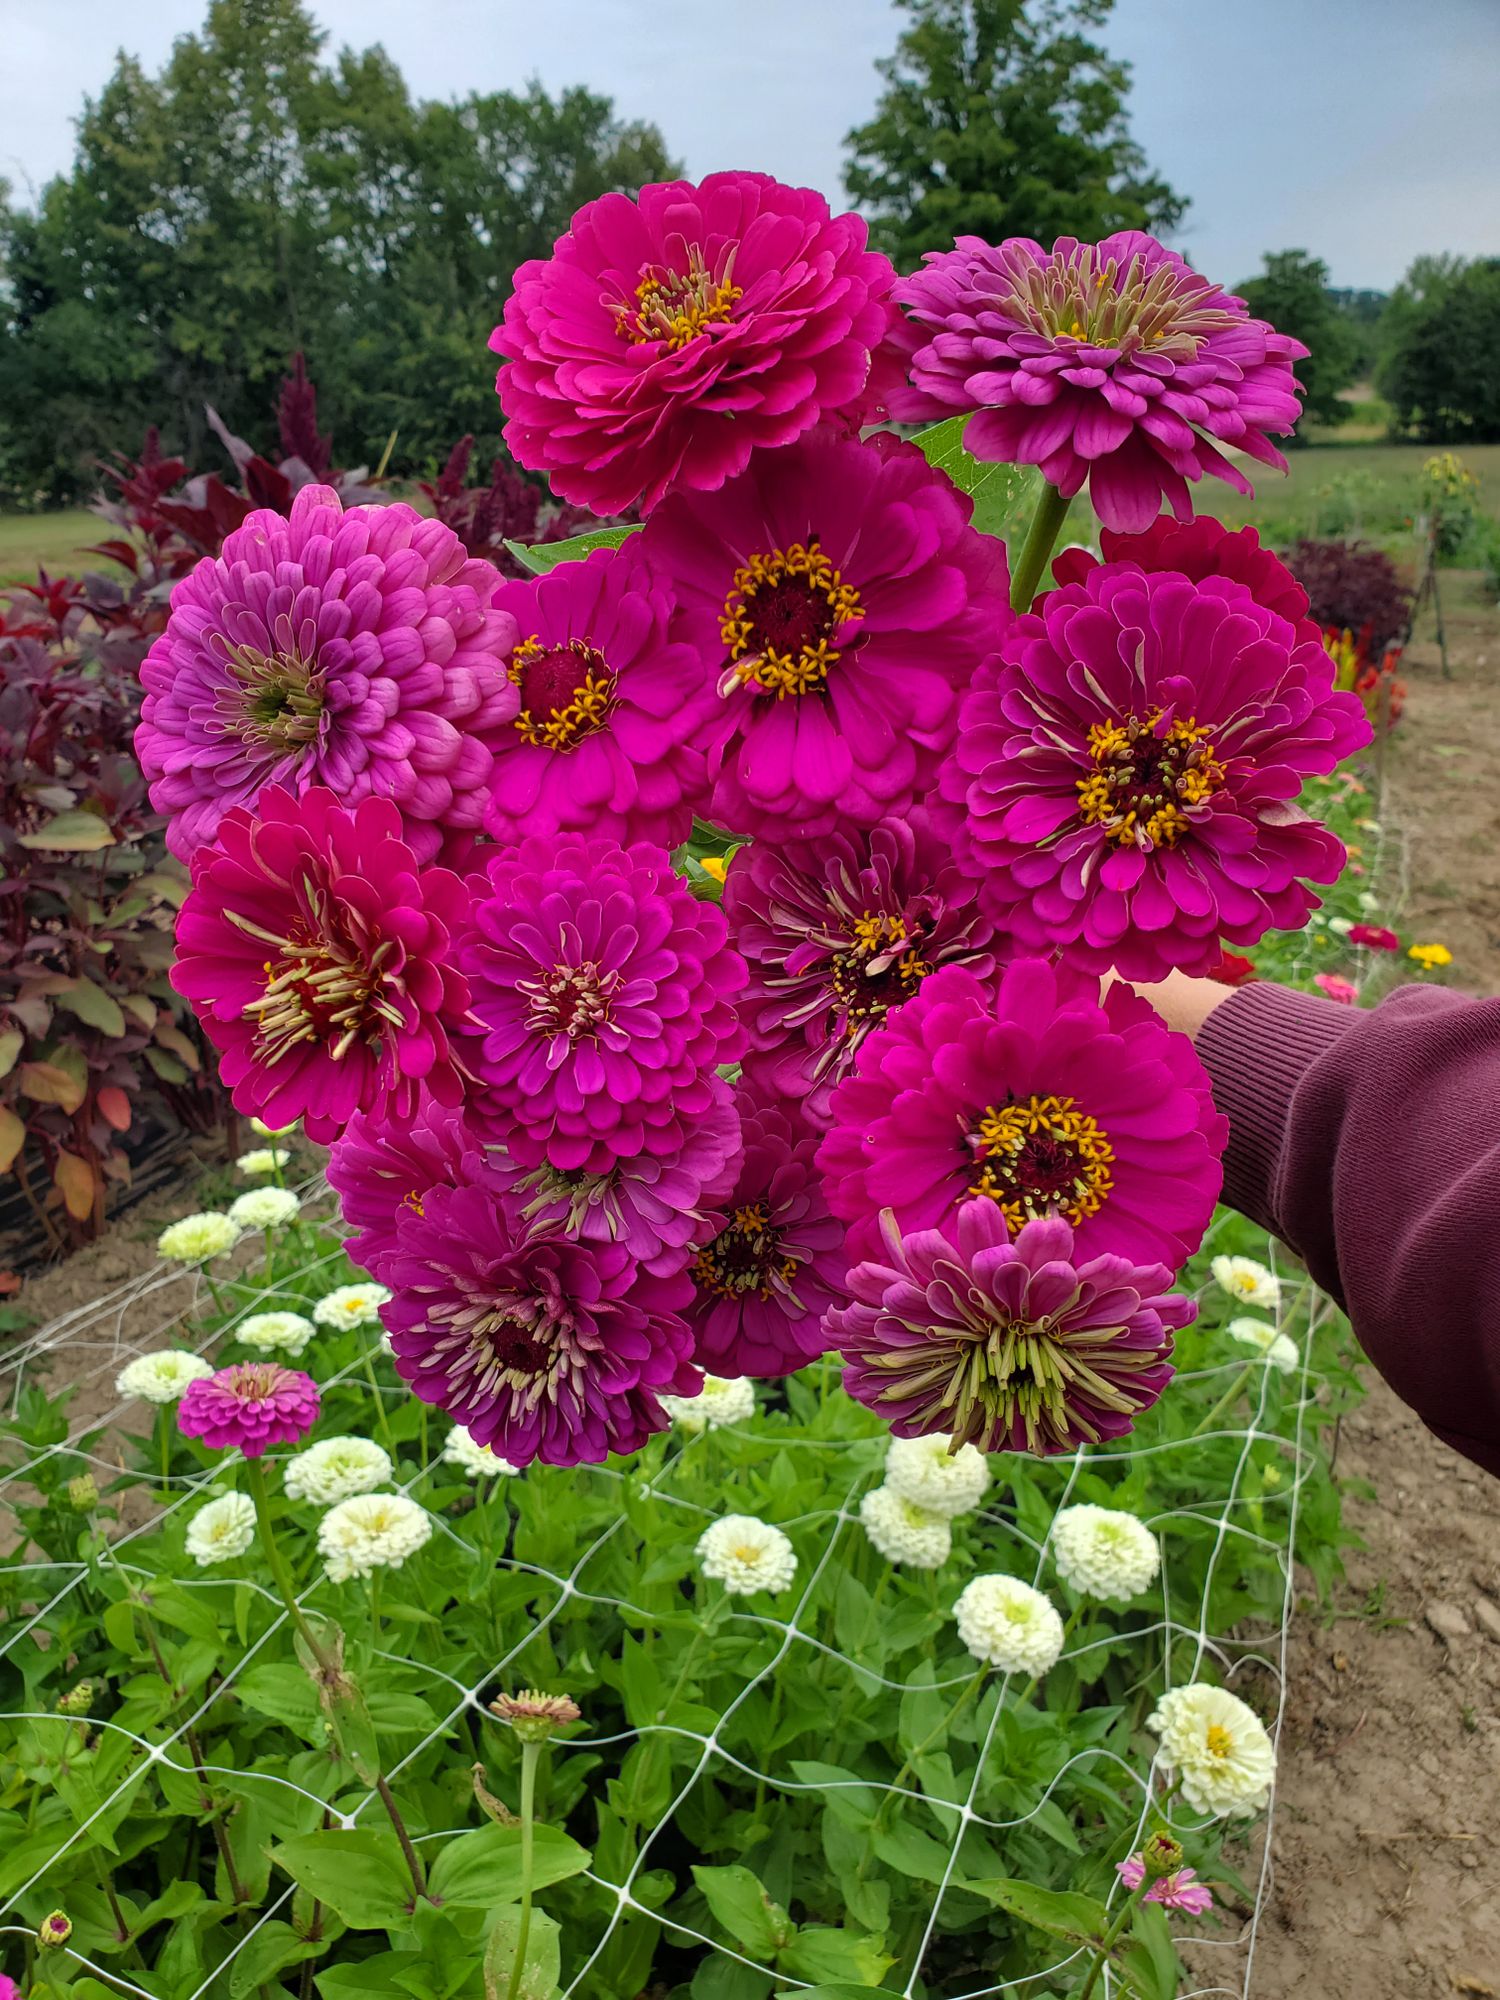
115,1350,215,1404
177,1362,321,1457
1118,1849,1214,1914
1226,1317,1299,1374
697,1514,798,1597
184,1492,257,1566
284,1436,394,1503
318,1492,433,1582
237,1148,290,1175
860,1485,952,1569
236,1311,316,1358
228,1187,301,1231
1211,1256,1280,1311
158,1213,241,1265
1051,1504,1160,1601
658,1375,756,1434
883,1433,990,1520
441,1425,520,1479
313,1283,393,1331
489,1689,581,1742
1147,1683,1276,1816
954,1573,1065,1675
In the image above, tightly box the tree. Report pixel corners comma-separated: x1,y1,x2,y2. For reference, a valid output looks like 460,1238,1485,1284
1236,250,1360,431
843,0,1185,270
1381,258,1500,442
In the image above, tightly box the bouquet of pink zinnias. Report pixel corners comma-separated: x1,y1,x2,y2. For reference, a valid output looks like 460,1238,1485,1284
139,174,1369,1469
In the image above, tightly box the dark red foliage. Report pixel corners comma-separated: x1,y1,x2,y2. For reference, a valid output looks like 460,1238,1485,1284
276,352,333,477
420,435,630,577
1283,539,1413,654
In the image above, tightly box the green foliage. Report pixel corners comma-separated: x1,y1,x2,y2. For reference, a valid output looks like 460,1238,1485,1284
1237,250,1361,431
1380,256,1500,443
843,0,1184,269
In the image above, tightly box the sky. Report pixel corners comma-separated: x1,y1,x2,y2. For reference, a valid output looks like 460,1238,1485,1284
1,0,1497,291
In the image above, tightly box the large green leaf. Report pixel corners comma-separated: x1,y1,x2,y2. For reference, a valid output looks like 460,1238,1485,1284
692,1863,793,1958
967,1875,1109,1948
777,1928,894,1985
425,1821,591,1909
17,808,117,851
269,1828,415,1929
55,980,127,1038
503,523,641,575
483,1902,561,2000
912,415,1047,546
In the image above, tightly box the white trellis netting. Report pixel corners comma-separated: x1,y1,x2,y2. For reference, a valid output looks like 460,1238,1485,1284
0,1173,1341,2000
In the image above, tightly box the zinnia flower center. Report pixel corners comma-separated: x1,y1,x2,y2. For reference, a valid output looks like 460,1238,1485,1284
969,1094,1115,1228
694,1201,798,1302
830,911,932,1021
1000,243,1241,356
933,1313,1149,1455
520,961,621,1040
1076,710,1225,850
1205,1723,1235,1759
509,636,614,750
719,542,865,698
226,1363,286,1402
237,921,393,1068
217,639,328,750
615,244,743,351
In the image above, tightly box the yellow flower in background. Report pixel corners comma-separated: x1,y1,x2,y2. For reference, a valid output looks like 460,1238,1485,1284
1407,942,1453,970
698,855,729,883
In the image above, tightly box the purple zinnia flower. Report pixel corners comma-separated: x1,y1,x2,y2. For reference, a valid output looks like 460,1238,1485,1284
939,563,1371,982
1118,1852,1215,1916
890,231,1307,533
640,431,1009,839
484,544,717,850
327,1097,490,1281
462,834,746,1176
723,811,1002,1127
686,1087,848,1378
178,1362,321,1457
137,484,521,864
380,1161,697,1467
831,1201,1193,1455
491,171,901,516
818,960,1225,1271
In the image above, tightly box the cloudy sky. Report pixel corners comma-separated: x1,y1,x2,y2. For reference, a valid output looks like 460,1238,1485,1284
2,0,1496,290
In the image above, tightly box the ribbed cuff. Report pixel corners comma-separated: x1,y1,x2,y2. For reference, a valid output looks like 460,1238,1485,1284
1197,982,1359,1236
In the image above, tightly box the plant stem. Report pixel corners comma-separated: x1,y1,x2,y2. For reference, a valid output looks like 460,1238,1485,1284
370,1569,382,1640
503,1741,542,2000
1008,481,1072,612
866,1664,988,1853
360,1348,397,1457
375,1772,429,1902
1075,1880,1146,2000
244,1457,332,1671
1192,1362,1258,1438
157,1407,173,1497
204,1271,230,1318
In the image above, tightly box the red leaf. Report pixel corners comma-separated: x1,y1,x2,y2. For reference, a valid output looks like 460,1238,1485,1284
97,1085,132,1132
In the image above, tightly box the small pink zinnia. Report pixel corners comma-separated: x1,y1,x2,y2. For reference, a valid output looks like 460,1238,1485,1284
1349,923,1399,951
640,431,1009,839
1313,972,1358,1006
172,786,471,1142
1118,1852,1214,1916
178,1362,321,1456
491,172,900,515
137,483,520,865
890,231,1307,533
484,543,716,849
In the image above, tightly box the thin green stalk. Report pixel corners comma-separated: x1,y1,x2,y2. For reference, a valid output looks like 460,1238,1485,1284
1075,1879,1147,2000
1008,481,1072,611
360,1348,397,1457
503,1741,542,2000
156,1406,173,1497
204,1272,230,1319
244,1458,332,1671
1191,1361,1258,1438
866,1664,988,1855
370,1568,383,1640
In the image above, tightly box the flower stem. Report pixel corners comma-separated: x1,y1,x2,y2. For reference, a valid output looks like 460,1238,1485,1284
244,1457,332,1671
360,1347,397,1458
157,1407,173,1497
503,1740,542,2000
1075,1880,1147,2000
1008,480,1072,612
866,1664,988,1851
1192,1361,1258,1438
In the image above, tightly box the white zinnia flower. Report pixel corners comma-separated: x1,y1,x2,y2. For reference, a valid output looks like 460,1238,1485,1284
318,1493,432,1582
285,1436,394,1504
236,1310,316,1358
860,1485,951,1569
1148,1683,1276,1817
1210,1255,1281,1312
158,1212,241,1264
1052,1504,1160,1602
440,1425,520,1478
884,1432,991,1520
237,1148,290,1176
697,1515,798,1597
115,1349,214,1404
229,1187,301,1231
313,1283,392,1331
185,1492,256,1566
1327,916,1354,937
954,1573,1065,1675
659,1375,756,1434
1227,1317,1300,1374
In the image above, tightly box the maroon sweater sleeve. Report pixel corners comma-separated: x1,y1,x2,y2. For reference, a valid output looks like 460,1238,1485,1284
1197,979,1500,1479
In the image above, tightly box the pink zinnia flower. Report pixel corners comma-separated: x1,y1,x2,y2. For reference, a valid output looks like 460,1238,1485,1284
818,960,1225,1272
890,231,1307,533
137,484,520,864
830,1201,1192,1455
380,1160,697,1467
178,1362,321,1456
1051,514,1315,632
172,786,471,1142
327,1097,490,1281
641,431,1009,838
491,172,900,516
723,811,1000,1128
463,834,746,1176
484,543,716,849
1313,972,1358,1005
1349,923,1399,951
686,1087,848,1378
939,564,1371,981
0,1972,19,2000
1118,1853,1215,1916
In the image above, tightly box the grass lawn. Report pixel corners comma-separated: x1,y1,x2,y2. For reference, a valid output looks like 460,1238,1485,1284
0,506,115,585
1213,439,1500,555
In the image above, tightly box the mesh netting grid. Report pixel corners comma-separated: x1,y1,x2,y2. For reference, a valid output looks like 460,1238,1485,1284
0,1170,1330,2000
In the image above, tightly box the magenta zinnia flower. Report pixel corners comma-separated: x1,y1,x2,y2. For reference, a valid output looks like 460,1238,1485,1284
891,232,1307,533
818,960,1225,1271
1050,514,1315,631
831,1201,1192,1455
686,1087,848,1378
1118,1853,1215,1916
491,172,900,516
940,564,1371,981
484,543,716,849
640,431,1009,838
463,834,746,1176
137,483,520,864
178,1362,321,1456
723,812,1001,1127
172,786,471,1142
327,1097,489,1281
380,1162,697,1466
1349,923,1399,951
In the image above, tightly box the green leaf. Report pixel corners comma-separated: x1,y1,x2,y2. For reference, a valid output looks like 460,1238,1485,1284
912,415,1047,544
144,1046,189,1084
483,1902,560,2000
269,1829,416,1929
316,1960,415,2000
1120,1898,1183,2000
774,1987,890,2000
425,1822,591,1909
0,1028,23,1078
228,1919,326,1999
55,980,128,1038
777,1928,894,1985
17,809,117,851
234,1664,325,1739
502,523,641,574
0,1106,25,1173
692,1863,794,1958
967,1876,1109,1948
